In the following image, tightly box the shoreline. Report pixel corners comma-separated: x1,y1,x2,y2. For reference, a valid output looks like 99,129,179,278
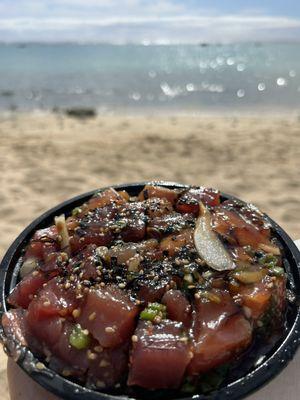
1,108,300,119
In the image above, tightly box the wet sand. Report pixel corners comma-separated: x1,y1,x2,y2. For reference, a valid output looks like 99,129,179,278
0,111,299,398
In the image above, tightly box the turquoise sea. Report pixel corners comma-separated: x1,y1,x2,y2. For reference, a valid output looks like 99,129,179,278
0,42,300,113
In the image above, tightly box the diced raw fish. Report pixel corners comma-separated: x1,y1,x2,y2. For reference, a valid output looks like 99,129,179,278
212,207,271,249
137,281,167,304
2,309,28,346
118,202,146,242
87,188,126,210
51,321,90,373
188,290,252,375
108,239,159,265
27,313,64,347
26,277,79,319
176,187,220,215
68,244,99,280
25,226,59,261
138,185,180,205
8,270,52,309
159,229,194,257
128,320,191,389
76,285,138,348
88,344,129,388
162,290,191,326
230,275,286,323
143,197,173,218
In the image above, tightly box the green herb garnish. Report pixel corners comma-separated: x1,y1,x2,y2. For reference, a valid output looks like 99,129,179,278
140,302,166,322
69,324,91,350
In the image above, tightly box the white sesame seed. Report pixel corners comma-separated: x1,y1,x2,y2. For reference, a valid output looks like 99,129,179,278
99,359,110,367
36,362,45,370
87,350,98,360
89,312,96,321
94,346,103,353
105,326,115,333
72,308,81,318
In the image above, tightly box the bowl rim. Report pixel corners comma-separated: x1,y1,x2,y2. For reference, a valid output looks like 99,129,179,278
0,180,300,400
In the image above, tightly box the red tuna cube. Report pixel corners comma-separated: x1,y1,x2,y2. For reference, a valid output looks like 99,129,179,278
76,285,138,348
128,320,192,389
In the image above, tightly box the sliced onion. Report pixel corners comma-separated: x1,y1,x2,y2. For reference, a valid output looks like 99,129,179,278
20,257,38,278
194,203,236,271
55,214,71,256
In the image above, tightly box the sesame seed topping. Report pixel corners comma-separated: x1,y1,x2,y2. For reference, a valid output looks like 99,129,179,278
105,326,115,333
87,350,98,360
99,359,110,367
72,308,81,318
89,312,96,321
36,362,45,370
94,346,103,353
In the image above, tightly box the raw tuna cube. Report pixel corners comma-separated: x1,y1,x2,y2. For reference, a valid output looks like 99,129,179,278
162,290,191,326
27,313,64,347
76,285,138,348
230,275,286,324
118,202,146,242
87,188,126,210
176,187,220,215
68,244,99,280
8,270,52,309
25,226,59,261
188,290,252,375
25,277,79,329
212,204,272,250
143,197,173,218
159,229,194,257
138,185,180,205
88,344,129,389
128,320,192,389
51,322,90,373
108,239,159,265
2,309,28,346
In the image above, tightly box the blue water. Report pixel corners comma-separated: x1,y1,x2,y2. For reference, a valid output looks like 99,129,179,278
0,43,300,113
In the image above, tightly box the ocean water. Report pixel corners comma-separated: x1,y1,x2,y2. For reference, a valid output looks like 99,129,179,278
0,42,300,113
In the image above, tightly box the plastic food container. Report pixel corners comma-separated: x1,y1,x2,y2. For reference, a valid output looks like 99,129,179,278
1,181,300,400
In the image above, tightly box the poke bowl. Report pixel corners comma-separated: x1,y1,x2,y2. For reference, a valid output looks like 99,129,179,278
0,181,300,400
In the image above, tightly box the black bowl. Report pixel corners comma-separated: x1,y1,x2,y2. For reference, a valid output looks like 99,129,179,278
1,181,300,400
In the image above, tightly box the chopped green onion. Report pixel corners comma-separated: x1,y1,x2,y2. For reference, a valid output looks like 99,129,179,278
270,266,285,276
258,254,278,267
69,324,91,350
148,302,166,312
140,302,166,322
140,308,158,321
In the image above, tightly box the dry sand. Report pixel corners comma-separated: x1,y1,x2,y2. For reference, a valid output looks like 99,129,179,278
0,111,299,398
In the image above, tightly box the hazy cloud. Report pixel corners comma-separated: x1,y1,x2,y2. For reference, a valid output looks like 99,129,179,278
0,0,299,43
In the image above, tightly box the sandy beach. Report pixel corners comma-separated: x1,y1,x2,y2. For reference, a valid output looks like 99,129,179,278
0,111,299,398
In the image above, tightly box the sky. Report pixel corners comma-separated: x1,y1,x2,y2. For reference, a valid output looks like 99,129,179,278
0,0,300,43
